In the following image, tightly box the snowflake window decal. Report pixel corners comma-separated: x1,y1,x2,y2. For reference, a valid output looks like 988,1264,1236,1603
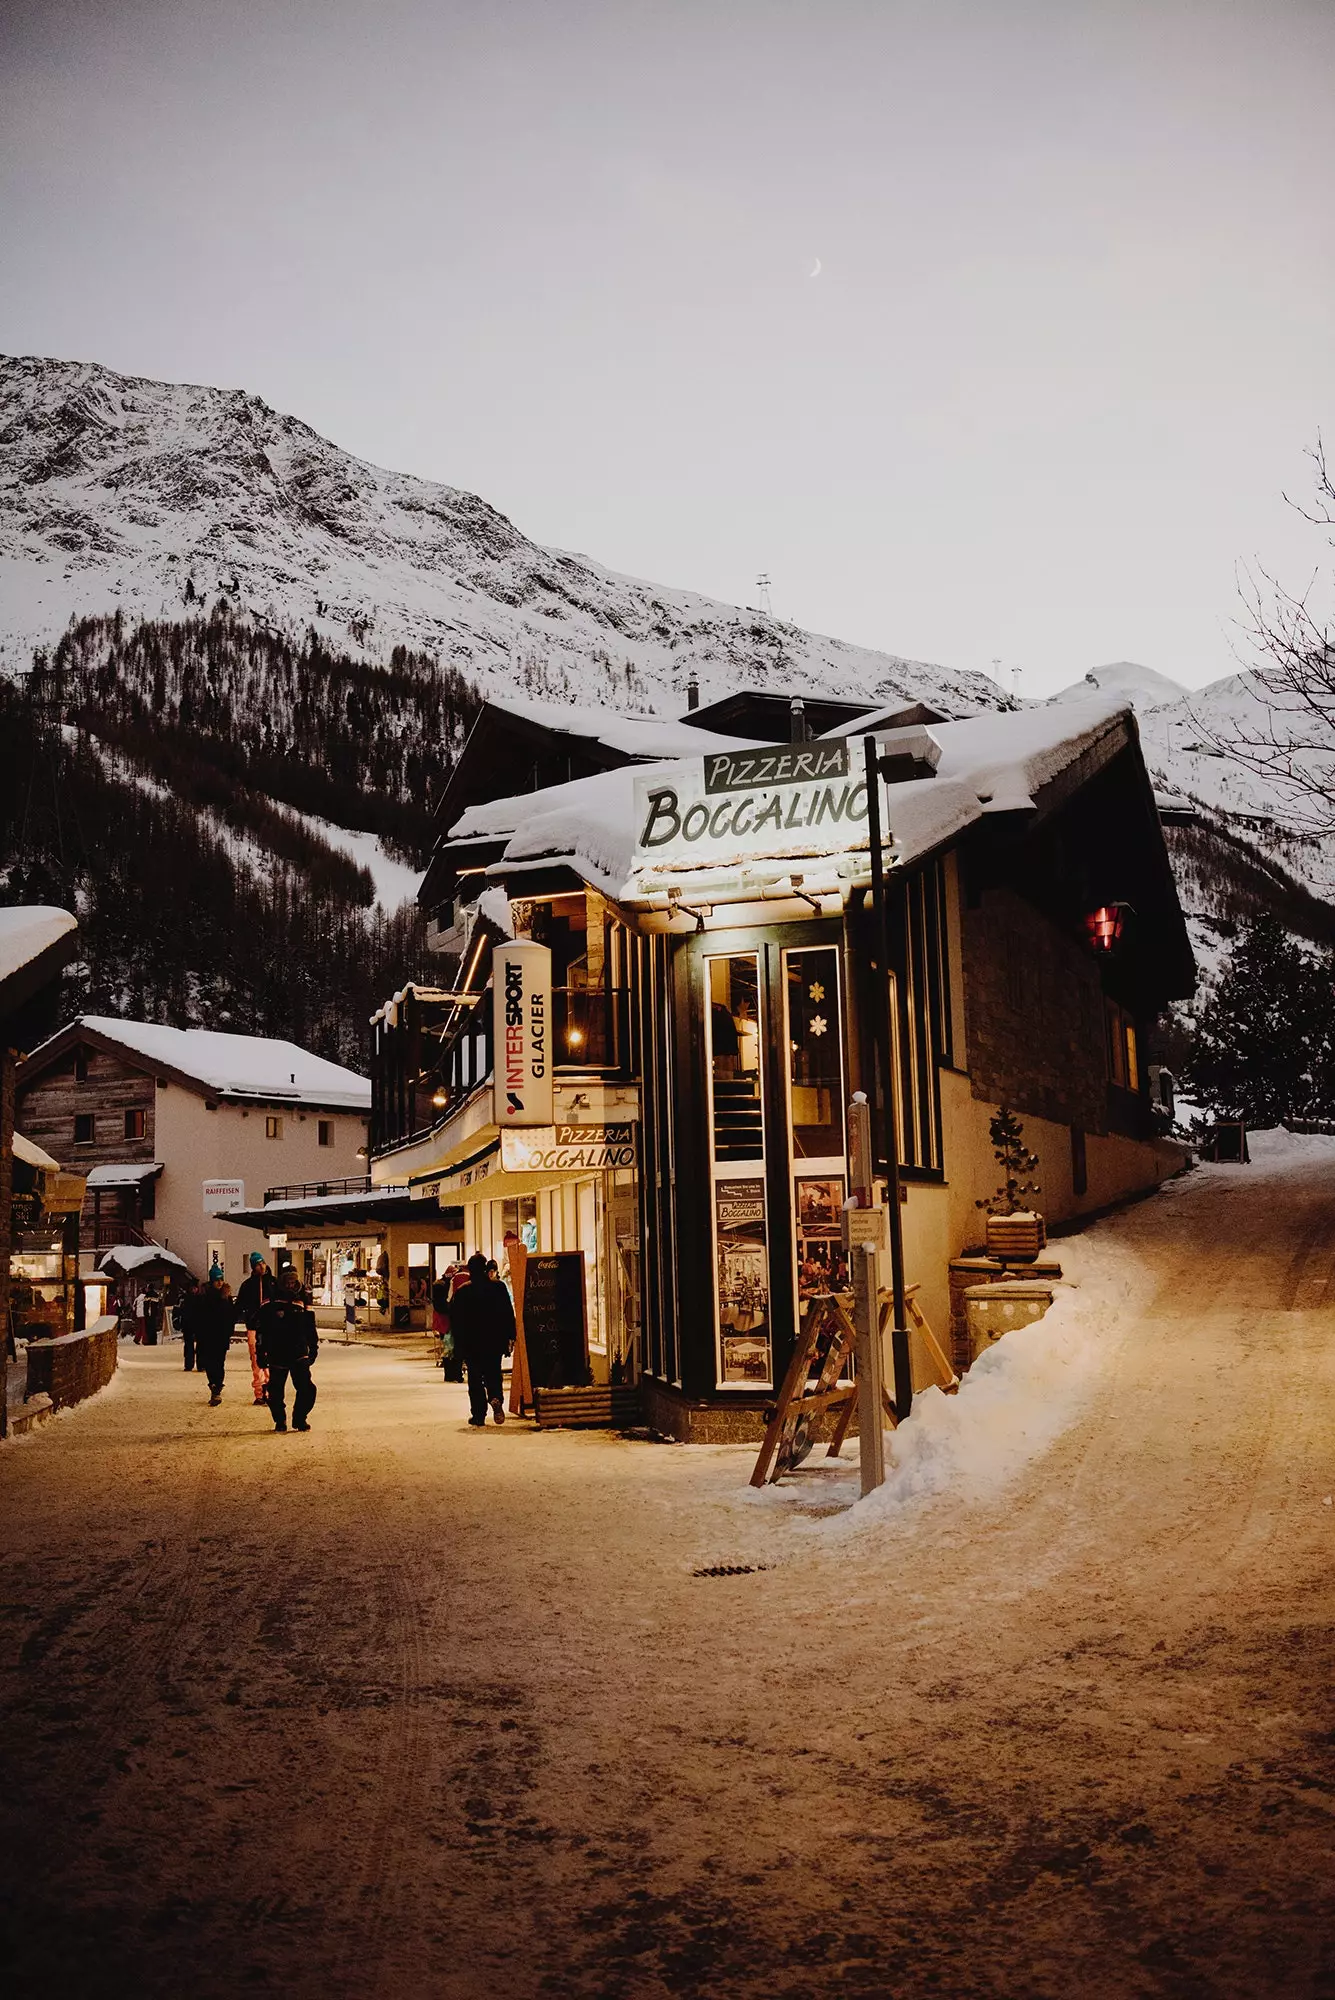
808,982,825,1002
809,1015,828,1037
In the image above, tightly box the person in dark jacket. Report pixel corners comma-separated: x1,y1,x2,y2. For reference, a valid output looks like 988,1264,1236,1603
235,1252,273,1406
255,1267,320,1433
450,1252,515,1427
195,1274,236,1405
141,1283,164,1346
177,1278,203,1371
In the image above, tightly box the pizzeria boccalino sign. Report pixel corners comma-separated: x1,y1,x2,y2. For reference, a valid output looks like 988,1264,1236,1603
633,739,870,867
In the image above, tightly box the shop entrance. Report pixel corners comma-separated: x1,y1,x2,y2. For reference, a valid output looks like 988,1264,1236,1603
698,926,851,1393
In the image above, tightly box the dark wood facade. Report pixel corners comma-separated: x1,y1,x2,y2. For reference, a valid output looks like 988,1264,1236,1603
17,1043,157,1173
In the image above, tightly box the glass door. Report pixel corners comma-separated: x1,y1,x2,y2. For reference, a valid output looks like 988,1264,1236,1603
783,945,850,1321
705,953,772,1387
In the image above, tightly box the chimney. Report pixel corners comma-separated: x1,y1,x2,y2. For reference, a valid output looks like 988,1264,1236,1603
686,673,699,712
789,696,806,744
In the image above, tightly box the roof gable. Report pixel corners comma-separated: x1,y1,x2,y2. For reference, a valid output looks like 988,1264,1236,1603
22,1017,370,1111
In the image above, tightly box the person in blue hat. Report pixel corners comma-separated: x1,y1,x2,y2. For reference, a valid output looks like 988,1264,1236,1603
235,1251,273,1406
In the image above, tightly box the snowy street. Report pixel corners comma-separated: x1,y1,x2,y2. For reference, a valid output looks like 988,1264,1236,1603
2,1144,1334,1998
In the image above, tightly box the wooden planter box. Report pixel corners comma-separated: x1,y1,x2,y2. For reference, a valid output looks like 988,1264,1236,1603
533,1385,644,1430
984,1211,1046,1262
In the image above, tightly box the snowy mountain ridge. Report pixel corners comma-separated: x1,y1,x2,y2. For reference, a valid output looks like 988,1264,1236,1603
0,353,1004,718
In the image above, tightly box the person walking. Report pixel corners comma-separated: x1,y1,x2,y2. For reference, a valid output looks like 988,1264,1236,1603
177,1277,203,1371
141,1283,164,1347
195,1273,236,1406
431,1269,464,1382
255,1266,319,1433
235,1251,273,1407
449,1252,515,1427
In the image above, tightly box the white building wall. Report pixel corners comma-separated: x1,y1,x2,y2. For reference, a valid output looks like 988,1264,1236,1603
149,1083,370,1282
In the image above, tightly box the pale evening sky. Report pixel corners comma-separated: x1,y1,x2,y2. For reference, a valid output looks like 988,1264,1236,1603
2,0,1332,696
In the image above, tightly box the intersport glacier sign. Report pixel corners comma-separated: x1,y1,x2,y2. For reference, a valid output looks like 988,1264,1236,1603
633,739,869,868
492,942,553,1128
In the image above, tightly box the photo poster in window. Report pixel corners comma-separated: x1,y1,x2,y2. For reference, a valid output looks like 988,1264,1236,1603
795,1174,848,1309
714,1178,772,1383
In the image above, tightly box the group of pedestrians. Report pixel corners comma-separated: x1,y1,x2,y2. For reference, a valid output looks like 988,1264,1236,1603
174,1248,512,1436
176,1251,319,1433
433,1253,515,1426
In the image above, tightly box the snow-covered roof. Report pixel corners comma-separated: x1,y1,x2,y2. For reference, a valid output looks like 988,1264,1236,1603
97,1243,190,1274
478,695,760,758
369,982,454,1030
85,1161,164,1188
12,1129,61,1172
445,694,1135,903
35,1017,371,1109
0,904,77,985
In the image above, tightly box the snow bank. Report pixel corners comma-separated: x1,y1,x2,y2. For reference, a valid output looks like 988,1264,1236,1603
1226,1126,1335,1169
692,1223,1158,1556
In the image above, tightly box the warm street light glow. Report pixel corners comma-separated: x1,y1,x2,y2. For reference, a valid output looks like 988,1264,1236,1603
1085,903,1129,951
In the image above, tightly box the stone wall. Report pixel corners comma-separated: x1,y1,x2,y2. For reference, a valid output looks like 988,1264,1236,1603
25,1316,119,1411
961,887,1110,1134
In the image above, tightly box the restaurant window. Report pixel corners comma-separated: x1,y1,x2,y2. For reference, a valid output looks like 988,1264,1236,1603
706,953,771,1387
266,1115,284,1140
318,1120,334,1147
530,892,619,1067
784,945,849,1317
73,1113,94,1144
124,1109,146,1140
785,947,844,1159
1105,1000,1139,1090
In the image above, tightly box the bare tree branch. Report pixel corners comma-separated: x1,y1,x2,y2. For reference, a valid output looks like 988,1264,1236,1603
1190,439,1335,834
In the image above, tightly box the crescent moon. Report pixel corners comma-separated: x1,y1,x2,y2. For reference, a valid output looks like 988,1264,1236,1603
809,257,822,278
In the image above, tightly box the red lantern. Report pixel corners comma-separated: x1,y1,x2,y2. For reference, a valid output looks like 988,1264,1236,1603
1085,903,1128,952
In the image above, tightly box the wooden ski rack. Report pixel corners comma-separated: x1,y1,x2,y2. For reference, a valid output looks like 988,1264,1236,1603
749,1283,958,1488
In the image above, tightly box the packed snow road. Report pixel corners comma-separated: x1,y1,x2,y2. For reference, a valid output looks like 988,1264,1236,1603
2,1141,1334,2000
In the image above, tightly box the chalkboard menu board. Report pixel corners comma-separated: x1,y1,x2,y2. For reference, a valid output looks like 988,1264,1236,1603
520,1252,589,1388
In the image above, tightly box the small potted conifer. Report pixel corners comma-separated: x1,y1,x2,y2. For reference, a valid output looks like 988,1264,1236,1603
977,1106,1045,1261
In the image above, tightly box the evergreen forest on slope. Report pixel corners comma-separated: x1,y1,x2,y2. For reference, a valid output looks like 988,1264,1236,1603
1,606,481,1068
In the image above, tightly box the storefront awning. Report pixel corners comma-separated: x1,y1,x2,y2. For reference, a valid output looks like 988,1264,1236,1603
12,1130,61,1173
85,1162,164,1189
407,1122,639,1205
225,1186,465,1232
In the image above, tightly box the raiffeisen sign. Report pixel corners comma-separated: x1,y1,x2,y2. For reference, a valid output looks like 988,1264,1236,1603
492,942,553,1128
632,739,870,869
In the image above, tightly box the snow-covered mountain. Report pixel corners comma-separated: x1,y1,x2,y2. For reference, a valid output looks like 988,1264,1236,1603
1050,660,1335,992
1051,659,1190,713
0,353,1004,717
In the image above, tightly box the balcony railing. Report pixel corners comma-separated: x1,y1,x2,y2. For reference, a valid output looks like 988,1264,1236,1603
261,1176,374,1205
84,1220,159,1250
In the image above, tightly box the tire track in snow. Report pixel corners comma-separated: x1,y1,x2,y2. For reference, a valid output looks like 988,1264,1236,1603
314,1409,431,1998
